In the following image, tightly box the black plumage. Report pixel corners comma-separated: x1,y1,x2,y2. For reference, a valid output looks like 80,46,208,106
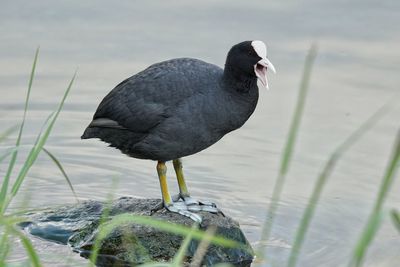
82,41,273,161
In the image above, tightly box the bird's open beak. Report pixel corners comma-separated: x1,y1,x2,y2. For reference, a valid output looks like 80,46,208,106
254,58,276,89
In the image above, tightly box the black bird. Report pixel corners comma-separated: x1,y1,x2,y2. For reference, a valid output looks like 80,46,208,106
82,40,276,222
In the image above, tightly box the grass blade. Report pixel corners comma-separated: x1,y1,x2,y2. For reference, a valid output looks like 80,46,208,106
0,230,11,264
0,48,39,214
190,226,217,267
2,87,54,191
391,210,400,234
3,71,76,211
286,103,390,267
0,111,54,214
0,147,19,164
89,178,118,266
0,125,19,143
349,130,400,267
7,224,42,267
255,44,318,264
0,216,42,267
171,224,198,267
42,147,79,202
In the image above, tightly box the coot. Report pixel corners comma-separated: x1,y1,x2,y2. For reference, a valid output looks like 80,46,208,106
82,40,276,222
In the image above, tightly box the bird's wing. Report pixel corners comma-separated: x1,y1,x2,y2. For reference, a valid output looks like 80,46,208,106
91,58,221,134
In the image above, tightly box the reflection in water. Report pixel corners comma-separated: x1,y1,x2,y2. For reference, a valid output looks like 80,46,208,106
1,0,399,266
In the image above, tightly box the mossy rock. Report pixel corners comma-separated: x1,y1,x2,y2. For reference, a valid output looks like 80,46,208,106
21,197,253,266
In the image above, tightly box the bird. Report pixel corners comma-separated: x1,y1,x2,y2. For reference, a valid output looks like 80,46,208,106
82,40,276,223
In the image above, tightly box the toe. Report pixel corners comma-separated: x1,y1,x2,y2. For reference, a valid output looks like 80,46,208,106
182,196,199,206
199,200,217,207
200,205,220,213
165,202,187,212
187,205,202,212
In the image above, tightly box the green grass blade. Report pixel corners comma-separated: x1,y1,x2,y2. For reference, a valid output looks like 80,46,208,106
287,103,391,267
0,111,55,214
171,224,198,267
0,230,11,264
0,125,19,143
0,217,42,267
255,44,318,264
190,226,217,267
88,179,117,267
4,71,76,211
7,224,42,267
0,147,19,164
42,147,79,202
349,130,400,267
279,44,318,175
0,48,39,214
349,211,383,266
391,209,400,234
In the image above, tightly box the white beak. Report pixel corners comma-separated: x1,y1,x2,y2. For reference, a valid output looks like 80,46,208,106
254,57,276,89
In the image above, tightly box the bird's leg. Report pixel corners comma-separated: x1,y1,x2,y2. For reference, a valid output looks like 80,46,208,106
156,161,202,223
156,161,173,207
173,158,197,205
173,159,219,213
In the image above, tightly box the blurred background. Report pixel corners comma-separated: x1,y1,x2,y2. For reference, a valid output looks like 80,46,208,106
0,0,399,266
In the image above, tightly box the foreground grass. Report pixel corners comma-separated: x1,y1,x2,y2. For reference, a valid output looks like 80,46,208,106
287,103,392,267
349,131,400,267
0,47,399,267
255,44,318,266
0,48,77,266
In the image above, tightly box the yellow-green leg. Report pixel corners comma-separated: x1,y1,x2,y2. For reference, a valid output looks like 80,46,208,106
172,158,219,213
173,158,190,198
156,161,172,206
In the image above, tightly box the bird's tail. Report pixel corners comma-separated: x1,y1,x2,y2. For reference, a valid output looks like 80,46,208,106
81,126,95,139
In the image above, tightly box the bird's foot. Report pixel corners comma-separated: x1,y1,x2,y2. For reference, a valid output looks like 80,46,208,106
150,197,203,223
150,195,223,223
180,195,222,214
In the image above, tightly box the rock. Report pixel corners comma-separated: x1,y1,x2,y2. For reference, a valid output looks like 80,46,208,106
21,197,254,266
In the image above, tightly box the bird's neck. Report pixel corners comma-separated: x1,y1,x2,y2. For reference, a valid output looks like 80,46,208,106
222,65,258,93
220,65,259,131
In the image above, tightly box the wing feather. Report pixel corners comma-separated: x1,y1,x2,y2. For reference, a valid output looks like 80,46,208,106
90,58,221,134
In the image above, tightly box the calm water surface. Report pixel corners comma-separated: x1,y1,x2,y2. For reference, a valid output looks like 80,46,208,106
1,0,399,266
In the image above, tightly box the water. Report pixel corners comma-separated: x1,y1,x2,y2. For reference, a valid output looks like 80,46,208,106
1,0,399,266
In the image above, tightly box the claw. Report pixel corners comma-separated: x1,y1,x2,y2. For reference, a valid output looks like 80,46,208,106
198,200,217,208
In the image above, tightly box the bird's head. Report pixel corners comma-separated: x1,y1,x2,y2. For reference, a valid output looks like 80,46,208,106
225,40,276,89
